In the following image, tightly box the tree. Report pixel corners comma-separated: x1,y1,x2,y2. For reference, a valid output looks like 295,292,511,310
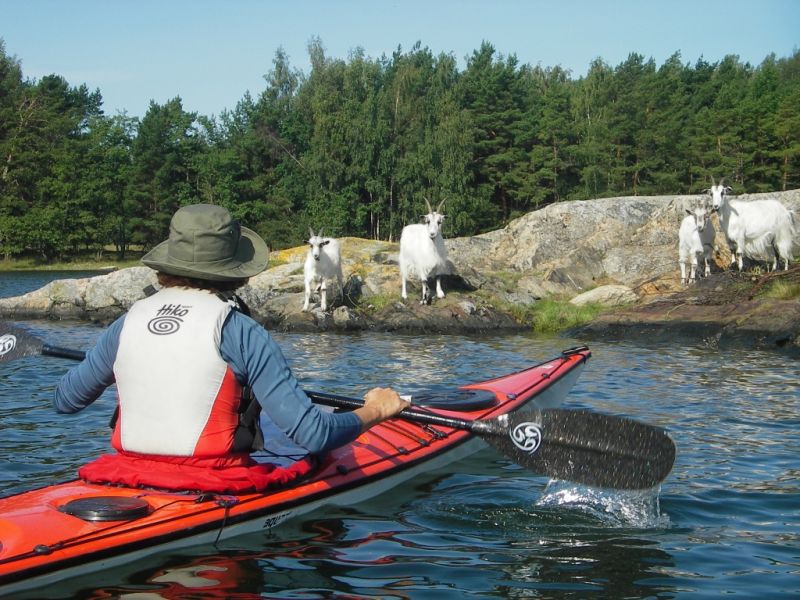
0,40,27,258
457,42,526,222
78,114,137,258
572,58,614,198
773,85,800,190
527,65,578,205
705,55,753,185
2,70,103,260
129,98,202,250
248,46,312,248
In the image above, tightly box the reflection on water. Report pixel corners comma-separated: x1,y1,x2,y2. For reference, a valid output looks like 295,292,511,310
1,315,799,598
287,331,548,398
508,534,676,599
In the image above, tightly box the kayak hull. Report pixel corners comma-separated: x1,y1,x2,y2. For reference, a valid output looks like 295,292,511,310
0,346,590,596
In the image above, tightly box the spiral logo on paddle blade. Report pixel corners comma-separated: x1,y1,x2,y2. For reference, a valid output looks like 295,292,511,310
147,316,182,335
510,421,542,454
0,334,17,356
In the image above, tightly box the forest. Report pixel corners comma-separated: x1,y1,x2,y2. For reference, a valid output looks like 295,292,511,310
0,37,798,262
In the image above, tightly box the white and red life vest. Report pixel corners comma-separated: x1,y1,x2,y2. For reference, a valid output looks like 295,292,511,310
78,287,316,493
111,288,242,458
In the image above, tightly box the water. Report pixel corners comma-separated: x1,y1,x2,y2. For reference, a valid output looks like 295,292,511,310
0,270,111,299
1,274,798,598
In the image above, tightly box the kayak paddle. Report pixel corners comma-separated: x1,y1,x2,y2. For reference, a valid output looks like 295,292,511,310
0,321,675,490
307,391,675,490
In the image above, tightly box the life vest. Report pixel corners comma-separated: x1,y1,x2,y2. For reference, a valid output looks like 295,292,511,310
79,287,309,493
112,287,242,458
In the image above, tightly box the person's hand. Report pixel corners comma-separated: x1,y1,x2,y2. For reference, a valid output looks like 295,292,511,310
364,387,409,419
356,387,410,431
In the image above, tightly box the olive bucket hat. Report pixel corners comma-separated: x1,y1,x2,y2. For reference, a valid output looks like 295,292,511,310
141,204,269,281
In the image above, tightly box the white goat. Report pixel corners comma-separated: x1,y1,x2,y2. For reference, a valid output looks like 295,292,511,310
707,177,797,271
679,206,715,284
399,198,449,304
303,228,343,312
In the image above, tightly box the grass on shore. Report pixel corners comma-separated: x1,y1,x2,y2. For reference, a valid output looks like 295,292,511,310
1,256,289,272
1,257,143,271
498,296,606,334
758,279,800,300
527,298,606,334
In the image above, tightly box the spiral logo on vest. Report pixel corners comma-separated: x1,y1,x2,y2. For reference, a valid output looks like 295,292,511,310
510,421,542,454
0,334,17,357
147,304,191,335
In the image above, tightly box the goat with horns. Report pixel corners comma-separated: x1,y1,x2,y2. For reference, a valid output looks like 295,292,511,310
399,198,449,304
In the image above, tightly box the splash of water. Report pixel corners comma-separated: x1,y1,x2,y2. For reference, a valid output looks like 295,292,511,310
535,479,671,529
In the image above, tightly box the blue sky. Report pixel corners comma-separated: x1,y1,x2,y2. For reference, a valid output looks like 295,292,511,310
3,0,798,119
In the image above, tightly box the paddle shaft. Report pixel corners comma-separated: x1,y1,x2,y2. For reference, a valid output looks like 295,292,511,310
306,391,494,434
43,344,87,361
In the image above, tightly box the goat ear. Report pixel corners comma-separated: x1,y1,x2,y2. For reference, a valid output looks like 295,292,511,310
321,239,330,246
724,186,732,193
686,209,693,216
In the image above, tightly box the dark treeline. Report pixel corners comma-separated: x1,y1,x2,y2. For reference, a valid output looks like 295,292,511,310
1,38,798,262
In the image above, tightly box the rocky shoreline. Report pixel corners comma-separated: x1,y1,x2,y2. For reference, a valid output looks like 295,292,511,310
571,269,800,354
2,191,799,356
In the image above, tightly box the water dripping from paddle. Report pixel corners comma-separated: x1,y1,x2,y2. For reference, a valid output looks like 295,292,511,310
535,479,671,529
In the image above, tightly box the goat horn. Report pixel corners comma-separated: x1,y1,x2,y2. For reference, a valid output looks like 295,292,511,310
718,177,725,187
436,199,445,213
308,227,315,238
318,228,323,238
710,175,716,186
424,197,433,214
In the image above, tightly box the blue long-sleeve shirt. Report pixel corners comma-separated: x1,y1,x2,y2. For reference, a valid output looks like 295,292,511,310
54,311,361,454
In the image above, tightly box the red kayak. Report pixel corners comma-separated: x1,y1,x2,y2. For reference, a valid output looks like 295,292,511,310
0,347,591,596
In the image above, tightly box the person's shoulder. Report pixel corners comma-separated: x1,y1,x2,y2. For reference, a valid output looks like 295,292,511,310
226,307,257,325
224,309,269,338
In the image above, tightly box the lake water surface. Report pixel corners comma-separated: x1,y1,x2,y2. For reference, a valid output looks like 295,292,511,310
0,273,798,598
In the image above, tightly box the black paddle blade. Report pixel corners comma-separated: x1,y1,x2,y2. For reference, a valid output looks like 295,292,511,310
0,322,44,362
483,409,676,490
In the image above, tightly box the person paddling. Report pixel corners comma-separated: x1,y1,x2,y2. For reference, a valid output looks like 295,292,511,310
54,204,409,493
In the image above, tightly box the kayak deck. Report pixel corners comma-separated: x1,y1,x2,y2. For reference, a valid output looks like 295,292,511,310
0,346,590,595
